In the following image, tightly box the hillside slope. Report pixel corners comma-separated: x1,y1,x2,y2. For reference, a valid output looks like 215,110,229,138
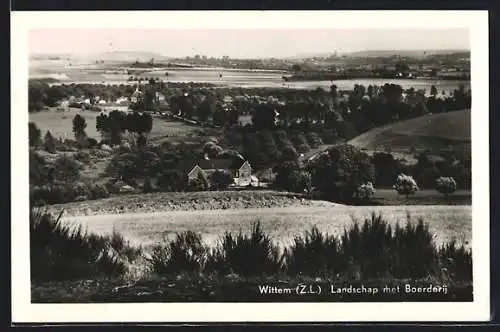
348,110,470,154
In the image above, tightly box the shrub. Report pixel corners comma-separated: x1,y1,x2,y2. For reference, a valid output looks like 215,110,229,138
105,152,139,182
149,231,207,275
29,122,42,148
43,130,57,154
30,181,109,205
339,213,437,279
274,170,312,194
31,184,67,205
206,221,283,277
30,209,129,281
157,170,188,192
29,150,48,186
109,229,143,263
72,181,92,200
89,183,110,200
50,155,81,183
208,171,234,190
393,173,419,198
187,178,208,192
74,150,91,164
87,137,98,148
435,176,457,196
356,182,375,202
142,177,155,193
285,225,339,277
90,148,112,159
438,239,472,281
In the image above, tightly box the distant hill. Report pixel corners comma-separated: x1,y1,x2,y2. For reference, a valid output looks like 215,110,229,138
84,51,170,62
287,49,470,60
30,51,171,63
30,54,74,61
348,110,471,155
347,49,470,58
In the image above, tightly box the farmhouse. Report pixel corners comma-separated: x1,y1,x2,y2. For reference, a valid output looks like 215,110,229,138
184,157,254,186
130,86,143,103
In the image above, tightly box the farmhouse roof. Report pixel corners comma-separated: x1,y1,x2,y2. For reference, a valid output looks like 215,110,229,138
197,158,246,170
179,155,249,175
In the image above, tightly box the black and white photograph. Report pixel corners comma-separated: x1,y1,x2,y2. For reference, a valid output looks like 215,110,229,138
11,11,489,322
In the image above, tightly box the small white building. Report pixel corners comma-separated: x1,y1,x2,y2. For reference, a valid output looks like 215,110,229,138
115,97,129,105
156,92,166,102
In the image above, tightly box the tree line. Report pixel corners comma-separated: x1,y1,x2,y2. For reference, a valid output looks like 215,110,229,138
96,110,153,146
271,144,470,204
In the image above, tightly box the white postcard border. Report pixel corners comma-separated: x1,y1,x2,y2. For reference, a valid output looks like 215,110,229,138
11,10,490,323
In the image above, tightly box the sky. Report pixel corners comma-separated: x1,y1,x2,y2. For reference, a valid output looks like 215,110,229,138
29,28,470,58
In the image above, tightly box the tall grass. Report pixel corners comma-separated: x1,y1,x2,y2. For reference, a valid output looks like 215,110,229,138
30,209,141,282
206,222,284,276
148,214,472,282
31,209,472,284
284,225,339,277
148,231,208,275
338,213,438,279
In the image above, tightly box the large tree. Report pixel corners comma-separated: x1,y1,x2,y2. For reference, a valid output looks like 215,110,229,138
43,130,57,154
72,114,88,144
29,122,41,148
252,103,276,130
197,96,216,122
49,155,81,183
307,144,375,202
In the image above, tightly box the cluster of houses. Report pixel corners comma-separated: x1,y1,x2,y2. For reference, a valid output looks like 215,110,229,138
58,95,130,109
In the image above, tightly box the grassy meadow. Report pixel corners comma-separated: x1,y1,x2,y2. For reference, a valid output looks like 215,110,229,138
348,109,471,157
60,205,471,250
29,108,209,143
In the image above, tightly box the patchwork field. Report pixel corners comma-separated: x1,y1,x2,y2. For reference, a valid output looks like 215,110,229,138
59,205,471,250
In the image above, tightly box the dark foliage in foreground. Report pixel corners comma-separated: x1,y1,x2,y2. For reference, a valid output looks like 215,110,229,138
206,222,284,276
31,210,471,285
149,213,471,282
30,209,141,282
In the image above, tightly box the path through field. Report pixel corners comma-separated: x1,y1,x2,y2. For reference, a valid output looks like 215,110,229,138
61,205,471,249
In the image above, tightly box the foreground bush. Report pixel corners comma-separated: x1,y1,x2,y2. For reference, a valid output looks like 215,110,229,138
30,209,140,282
340,214,437,279
206,222,284,276
150,216,471,282
148,231,207,275
32,213,471,284
284,226,339,277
